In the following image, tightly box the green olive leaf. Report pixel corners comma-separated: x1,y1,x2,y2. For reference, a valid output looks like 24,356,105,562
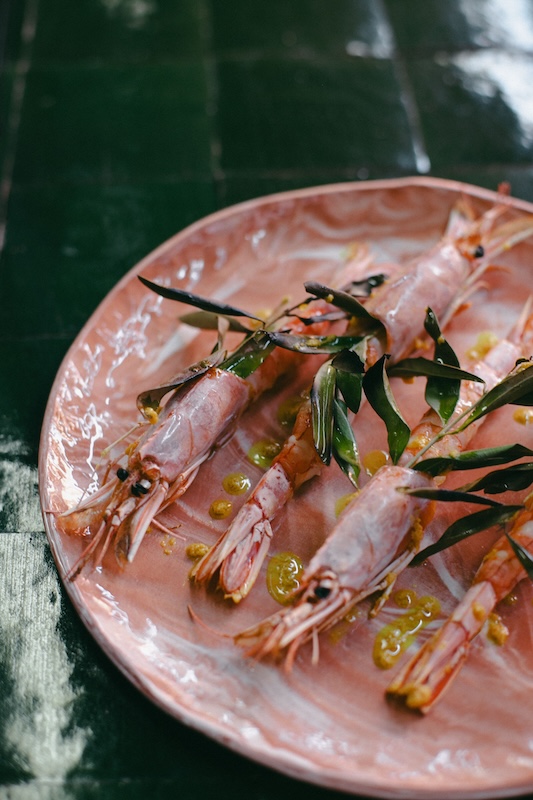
506,533,533,581
342,273,387,296
399,487,504,507
453,363,533,432
331,348,366,373
179,310,254,333
291,310,347,326
331,349,365,413
412,443,533,478
388,358,483,384
311,362,337,464
424,308,461,423
411,505,523,565
332,398,360,487
222,332,276,379
457,462,533,494
303,281,383,328
362,354,410,464
139,276,263,321
265,330,366,355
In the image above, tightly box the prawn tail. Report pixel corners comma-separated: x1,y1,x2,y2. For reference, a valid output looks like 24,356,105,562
389,505,533,714
191,499,277,602
192,449,301,601
386,581,495,713
386,627,470,714
219,519,274,603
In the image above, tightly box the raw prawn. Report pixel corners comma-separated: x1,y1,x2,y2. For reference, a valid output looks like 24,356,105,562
191,198,533,603
235,310,533,667
352,193,533,364
386,494,533,713
191,395,322,600
60,251,375,579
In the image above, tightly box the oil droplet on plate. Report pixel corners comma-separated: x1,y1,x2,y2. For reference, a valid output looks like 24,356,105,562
335,491,359,517
159,534,176,555
373,595,440,669
503,591,518,606
513,407,533,426
277,392,307,428
247,438,283,469
186,542,210,560
329,606,361,644
266,552,304,604
466,331,499,361
487,612,509,646
222,471,251,495
392,588,417,609
363,449,389,476
209,499,233,519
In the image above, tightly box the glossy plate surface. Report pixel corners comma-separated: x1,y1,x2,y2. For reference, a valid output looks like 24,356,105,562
39,177,533,799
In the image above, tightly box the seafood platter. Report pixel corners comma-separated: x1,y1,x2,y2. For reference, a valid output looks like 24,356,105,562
40,177,533,799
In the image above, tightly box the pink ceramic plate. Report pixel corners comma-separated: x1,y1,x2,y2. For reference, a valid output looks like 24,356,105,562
39,177,533,799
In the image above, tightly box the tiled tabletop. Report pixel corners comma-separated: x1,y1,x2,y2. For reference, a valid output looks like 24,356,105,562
3,1,533,798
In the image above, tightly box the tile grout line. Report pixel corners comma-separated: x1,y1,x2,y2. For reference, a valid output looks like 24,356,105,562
197,0,224,204
374,0,430,175
0,0,40,252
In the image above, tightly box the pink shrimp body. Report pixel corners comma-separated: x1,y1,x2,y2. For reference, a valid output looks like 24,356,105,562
235,314,533,665
386,496,533,713
191,397,322,600
364,200,533,363
193,201,533,603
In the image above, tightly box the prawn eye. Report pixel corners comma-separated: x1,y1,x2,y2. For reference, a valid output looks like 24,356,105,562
474,244,485,258
116,467,129,481
132,480,150,497
314,585,331,599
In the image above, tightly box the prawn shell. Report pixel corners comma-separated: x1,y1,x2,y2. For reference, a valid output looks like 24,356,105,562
308,465,433,589
366,241,468,361
134,368,250,482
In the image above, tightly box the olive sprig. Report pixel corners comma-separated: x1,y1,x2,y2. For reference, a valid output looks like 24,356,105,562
354,308,484,467
265,295,483,481
142,272,482,474
335,300,533,565
136,274,385,420
137,278,519,502
401,363,533,564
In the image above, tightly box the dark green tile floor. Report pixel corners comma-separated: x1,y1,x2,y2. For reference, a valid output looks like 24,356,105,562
3,0,533,797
